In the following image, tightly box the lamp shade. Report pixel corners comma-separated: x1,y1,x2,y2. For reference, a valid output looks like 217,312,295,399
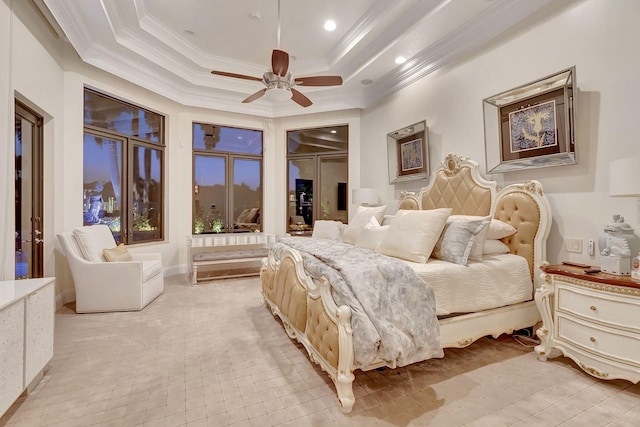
610,157,640,196
352,188,378,206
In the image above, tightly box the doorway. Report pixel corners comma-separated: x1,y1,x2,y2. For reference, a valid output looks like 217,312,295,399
287,125,348,234
15,101,44,279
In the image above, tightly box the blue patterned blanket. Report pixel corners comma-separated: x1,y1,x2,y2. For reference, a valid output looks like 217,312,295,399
274,237,443,368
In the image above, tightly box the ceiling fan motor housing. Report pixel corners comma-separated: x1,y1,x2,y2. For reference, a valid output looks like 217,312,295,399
263,71,294,90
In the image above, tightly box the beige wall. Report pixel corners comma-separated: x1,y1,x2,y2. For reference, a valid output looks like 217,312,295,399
360,0,640,267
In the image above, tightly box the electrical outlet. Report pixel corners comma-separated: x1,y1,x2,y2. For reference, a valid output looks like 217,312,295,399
565,238,583,253
588,239,595,256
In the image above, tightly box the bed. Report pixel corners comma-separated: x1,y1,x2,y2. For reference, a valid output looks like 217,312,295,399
260,153,552,413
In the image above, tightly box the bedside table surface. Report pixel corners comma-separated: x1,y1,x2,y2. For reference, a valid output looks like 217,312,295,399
542,264,640,290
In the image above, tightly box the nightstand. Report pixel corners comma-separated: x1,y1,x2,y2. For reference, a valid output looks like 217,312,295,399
534,263,640,382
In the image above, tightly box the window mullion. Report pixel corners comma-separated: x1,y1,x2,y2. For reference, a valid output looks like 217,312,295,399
125,138,133,243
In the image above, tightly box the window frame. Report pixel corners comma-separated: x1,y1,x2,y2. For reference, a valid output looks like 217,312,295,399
83,88,165,244
192,122,263,234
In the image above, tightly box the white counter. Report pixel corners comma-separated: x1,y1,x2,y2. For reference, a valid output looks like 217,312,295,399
0,277,55,418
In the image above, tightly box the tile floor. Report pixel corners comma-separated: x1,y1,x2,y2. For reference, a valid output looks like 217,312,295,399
2,275,639,427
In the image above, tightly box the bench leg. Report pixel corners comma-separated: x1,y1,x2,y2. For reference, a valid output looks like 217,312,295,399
192,265,198,286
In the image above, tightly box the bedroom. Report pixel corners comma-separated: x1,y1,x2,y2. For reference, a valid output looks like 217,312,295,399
1,0,640,425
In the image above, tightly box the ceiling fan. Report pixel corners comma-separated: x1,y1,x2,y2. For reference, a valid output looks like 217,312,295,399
210,0,343,108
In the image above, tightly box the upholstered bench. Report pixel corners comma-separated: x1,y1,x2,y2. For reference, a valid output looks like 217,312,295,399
192,248,269,284
189,233,276,284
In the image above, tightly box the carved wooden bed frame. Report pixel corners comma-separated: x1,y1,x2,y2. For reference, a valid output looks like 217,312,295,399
260,154,552,413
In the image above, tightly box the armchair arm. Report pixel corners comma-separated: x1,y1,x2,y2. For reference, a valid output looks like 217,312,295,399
71,258,145,312
131,252,162,262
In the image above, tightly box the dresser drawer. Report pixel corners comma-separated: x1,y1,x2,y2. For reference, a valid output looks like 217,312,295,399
556,283,640,332
557,314,640,367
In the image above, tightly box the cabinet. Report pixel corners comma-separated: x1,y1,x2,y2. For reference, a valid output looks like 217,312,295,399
0,278,55,417
535,264,640,382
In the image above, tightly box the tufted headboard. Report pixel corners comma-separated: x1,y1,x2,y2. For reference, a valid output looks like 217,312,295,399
398,154,551,288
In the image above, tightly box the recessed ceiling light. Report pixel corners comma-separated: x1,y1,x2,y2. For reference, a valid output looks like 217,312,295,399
324,20,336,31
395,56,406,65
184,29,195,36
361,79,373,85
330,130,337,134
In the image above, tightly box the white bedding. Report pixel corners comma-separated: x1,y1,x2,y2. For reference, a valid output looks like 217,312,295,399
407,254,532,316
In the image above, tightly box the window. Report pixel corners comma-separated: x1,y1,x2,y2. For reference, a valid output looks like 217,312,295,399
83,89,165,244
287,125,348,234
192,123,263,234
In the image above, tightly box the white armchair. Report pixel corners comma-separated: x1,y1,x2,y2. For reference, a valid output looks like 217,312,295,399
57,225,164,313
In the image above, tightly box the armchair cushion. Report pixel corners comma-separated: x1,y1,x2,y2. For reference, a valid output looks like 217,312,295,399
103,243,132,262
73,225,117,262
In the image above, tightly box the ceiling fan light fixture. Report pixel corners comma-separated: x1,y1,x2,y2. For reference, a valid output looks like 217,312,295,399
265,87,292,102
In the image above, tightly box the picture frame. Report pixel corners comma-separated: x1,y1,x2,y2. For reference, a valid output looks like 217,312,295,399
387,120,429,183
483,67,576,173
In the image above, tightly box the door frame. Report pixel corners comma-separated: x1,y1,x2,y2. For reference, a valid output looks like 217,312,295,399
15,100,44,279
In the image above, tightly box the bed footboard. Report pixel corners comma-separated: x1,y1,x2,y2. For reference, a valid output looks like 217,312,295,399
260,246,356,413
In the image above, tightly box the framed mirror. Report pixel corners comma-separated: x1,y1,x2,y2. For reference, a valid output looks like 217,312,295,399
387,120,429,183
483,67,576,173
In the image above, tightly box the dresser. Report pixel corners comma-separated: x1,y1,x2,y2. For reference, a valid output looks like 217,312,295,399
535,264,640,382
0,278,55,417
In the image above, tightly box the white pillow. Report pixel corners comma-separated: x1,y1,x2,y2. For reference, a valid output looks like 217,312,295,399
381,215,395,226
341,205,387,244
356,217,389,250
433,218,490,265
446,215,491,261
483,239,511,255
311,220,345,240
377,208,452,263
73,225,117,262
486,219,517,239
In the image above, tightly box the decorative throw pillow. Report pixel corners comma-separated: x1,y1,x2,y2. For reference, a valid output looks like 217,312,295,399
356,217,389,250
103,243,132,262
483,239,511,255
433,218,490,265
341,205,387,245
446,215,491,261
377,208,452,263
486,219,517,239
312,220,345,240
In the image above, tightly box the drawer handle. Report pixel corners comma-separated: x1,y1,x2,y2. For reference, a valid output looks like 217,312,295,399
590,305,597,311
589,336,596,343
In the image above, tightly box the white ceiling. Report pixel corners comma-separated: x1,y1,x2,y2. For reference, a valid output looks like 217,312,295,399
41,0,558,117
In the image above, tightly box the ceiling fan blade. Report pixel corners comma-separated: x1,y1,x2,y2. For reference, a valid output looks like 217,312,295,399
242,88,267,103
272,49,289,77
291,88,312,108
295,76,343,86
211,70,262,82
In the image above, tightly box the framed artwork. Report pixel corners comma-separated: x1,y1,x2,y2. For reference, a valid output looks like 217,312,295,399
483,67,576,173
387,120,429,183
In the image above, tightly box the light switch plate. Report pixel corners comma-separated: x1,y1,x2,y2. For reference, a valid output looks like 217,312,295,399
565,238,583,253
